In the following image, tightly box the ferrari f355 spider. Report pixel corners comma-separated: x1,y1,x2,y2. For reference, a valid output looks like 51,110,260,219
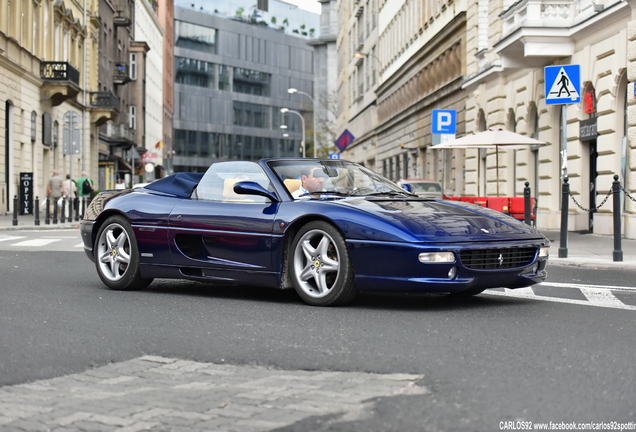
80,158,549,306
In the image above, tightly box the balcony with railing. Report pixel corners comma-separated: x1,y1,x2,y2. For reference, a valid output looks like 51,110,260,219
113,63,131,85
89,91,119,126
494,0,623,68
39,62,81,106
113,4,132,27
99,122,136,148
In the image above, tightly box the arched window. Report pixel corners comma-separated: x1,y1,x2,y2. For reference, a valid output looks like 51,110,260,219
31,111,37,142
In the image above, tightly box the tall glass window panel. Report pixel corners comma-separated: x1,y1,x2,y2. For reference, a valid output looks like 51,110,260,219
218,65,231,91
175,57,215,89
233,67,271,96
174,20,216,54
233,102,270,128
174,129,186,156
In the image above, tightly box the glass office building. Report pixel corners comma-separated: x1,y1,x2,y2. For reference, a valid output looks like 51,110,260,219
174,6,315,172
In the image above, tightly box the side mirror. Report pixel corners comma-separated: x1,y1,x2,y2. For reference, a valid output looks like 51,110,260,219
233,181,279,202
401,183,413,193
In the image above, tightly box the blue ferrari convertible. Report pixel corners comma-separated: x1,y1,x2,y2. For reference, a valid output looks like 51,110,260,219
80,158,549,306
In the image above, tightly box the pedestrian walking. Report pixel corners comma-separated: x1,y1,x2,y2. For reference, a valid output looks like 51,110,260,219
77,171,94,198
46,170,63,219
62,174,77,220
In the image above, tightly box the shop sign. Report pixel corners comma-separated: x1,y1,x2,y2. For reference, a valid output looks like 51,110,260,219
579,118,598,142
19,172,33,215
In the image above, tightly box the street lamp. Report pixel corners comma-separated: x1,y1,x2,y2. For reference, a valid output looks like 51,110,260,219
281,107,305,158
287,88,316,157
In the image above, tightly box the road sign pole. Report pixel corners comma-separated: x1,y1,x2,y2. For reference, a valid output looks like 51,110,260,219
561,105,567,180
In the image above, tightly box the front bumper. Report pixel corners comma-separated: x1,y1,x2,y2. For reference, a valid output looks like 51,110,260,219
80,220,95,262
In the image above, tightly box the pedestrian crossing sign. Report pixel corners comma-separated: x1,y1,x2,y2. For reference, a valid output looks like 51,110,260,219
545,65,581,105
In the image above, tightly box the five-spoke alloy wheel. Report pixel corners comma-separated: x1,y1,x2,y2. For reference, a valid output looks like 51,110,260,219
290,221,356,306
95,215,153,290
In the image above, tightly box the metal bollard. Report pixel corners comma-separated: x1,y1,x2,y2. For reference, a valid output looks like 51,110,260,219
12,195,18,226
559,177,569,258
75,198,79,222
35,196,40,226
524,182,531,226
45,197,50,225
53,198,58,224
61,198,66,223
612,175,623,262
68,196,73,223
81,197,86,220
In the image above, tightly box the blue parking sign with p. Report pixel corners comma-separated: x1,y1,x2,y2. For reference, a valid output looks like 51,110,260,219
432,110,456,134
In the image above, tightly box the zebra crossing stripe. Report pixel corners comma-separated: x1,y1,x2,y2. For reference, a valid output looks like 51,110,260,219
0,236,25,242
540,281,636,292
10,239,61,247
484,288,636,311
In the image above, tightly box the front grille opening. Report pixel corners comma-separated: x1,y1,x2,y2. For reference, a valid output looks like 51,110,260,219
460,247,537,269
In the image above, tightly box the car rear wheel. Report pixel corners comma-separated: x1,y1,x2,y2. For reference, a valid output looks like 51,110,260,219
95,215,153,290
290,221,357,306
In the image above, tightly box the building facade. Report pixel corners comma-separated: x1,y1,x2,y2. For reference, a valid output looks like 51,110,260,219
173,6,316,172
338,0,467,192
158,0,175,175
464,0,632,236
134,0,163,183
308,0,338,156
1,0,101,214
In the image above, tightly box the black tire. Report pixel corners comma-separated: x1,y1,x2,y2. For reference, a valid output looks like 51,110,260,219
289,221,357,306
94,215,153,290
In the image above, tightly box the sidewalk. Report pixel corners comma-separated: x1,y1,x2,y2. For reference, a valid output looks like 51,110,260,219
1,211,635,269
0,211,81,231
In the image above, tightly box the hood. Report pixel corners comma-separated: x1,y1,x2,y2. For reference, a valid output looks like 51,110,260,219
336,198,541,242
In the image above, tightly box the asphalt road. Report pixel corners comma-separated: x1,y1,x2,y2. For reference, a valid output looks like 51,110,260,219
1,241,635,430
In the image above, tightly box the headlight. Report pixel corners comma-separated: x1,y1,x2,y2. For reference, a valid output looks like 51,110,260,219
539,247,549,258
418,252,456,263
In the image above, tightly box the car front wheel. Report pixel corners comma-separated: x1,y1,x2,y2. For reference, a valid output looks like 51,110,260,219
95,215,153,291
290,221,357,306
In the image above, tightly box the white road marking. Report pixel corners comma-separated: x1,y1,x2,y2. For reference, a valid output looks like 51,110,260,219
579,288,627,308
540,281,636,292
0,236,25,242
10,239,62,247
484,287,636,311
74,243,84,248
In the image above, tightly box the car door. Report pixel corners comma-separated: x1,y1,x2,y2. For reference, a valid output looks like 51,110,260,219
167,162,280,282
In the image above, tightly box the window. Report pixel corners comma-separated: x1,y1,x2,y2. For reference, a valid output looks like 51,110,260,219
175,57,215,88
233,67,271,96
174,20,217,54
129,105,137,130
30,111,36,142
218,64,231,91
53,120,59,148
233,102,270,128
130,53,137,80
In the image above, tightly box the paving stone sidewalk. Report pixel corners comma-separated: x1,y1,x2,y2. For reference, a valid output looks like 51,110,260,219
0,356,426,432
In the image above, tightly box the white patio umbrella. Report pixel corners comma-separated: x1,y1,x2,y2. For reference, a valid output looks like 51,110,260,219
434,128,547,196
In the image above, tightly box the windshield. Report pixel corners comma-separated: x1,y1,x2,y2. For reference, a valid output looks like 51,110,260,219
409,182,442,193
268,159,413,199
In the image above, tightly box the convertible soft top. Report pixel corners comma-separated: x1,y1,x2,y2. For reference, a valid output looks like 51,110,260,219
144,172,203,198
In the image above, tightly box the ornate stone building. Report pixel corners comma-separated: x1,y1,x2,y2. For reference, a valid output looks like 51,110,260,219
1,0,101,213
338,0,467,195
464,0,632,236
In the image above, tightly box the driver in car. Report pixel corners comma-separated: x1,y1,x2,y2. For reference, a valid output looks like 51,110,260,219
292,166,328,199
